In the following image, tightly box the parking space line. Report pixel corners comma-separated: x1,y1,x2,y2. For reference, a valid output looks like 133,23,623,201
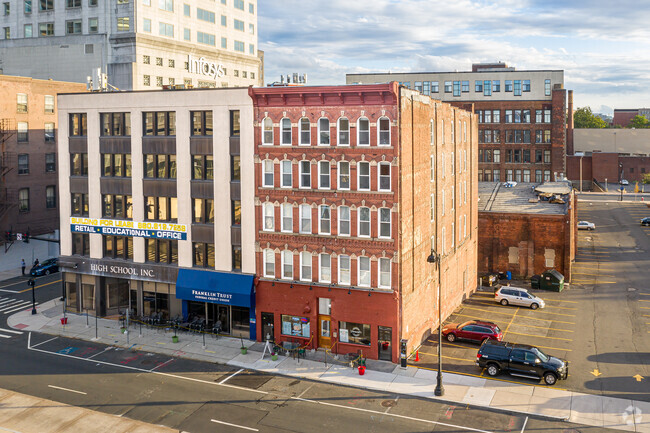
418,350,476,363
571,280,617,284
470,300,577,311
507,331,572,341
514,343,572,352
448,313,573,332
528,310,575,318
572,272,616,277
639,299,650,302
456,308,575,324
460,306,516,318
503,307,519,338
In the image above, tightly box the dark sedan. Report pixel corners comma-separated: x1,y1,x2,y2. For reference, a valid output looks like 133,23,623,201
441,320,503,344
641,217,650,226
30,258,59,276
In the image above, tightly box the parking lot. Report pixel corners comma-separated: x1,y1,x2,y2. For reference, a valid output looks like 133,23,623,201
416,197,650,401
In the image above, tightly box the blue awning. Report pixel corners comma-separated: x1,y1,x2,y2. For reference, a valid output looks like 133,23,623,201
176,269,255,308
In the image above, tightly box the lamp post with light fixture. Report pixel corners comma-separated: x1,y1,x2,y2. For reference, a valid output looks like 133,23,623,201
427,249,444,397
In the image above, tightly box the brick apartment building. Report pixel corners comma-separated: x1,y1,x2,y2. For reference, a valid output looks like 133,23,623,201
612,108,650,127
347,63,569,185
249,83,478,361
478,182,576,281
0,75,86,237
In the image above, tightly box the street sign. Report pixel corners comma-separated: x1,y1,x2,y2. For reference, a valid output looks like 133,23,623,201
16,233,22,241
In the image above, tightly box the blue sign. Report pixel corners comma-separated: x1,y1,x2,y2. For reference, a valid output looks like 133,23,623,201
176,269,254,308
70,224,187,240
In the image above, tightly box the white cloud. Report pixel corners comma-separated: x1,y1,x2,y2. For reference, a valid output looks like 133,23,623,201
259,0,650,109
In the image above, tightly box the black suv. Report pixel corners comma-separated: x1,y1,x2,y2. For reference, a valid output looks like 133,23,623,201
476,340,568,385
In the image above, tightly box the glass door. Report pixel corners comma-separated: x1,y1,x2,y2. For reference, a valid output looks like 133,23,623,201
378,326,392,361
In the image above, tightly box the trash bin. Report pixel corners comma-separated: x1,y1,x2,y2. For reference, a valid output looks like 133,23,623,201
534,270,565,292
506,271,512,280
60,317,68,325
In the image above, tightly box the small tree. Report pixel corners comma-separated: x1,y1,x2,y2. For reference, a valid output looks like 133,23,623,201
573,107,608,128
642,173,650,184
628,115,650,129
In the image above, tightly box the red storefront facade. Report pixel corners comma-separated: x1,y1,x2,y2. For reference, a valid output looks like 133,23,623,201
250,83,478,361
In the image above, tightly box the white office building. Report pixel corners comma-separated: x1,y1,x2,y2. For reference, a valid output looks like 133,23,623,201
0,0,261,90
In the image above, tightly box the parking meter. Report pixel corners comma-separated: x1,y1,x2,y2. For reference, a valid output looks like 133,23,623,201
400,339,408,368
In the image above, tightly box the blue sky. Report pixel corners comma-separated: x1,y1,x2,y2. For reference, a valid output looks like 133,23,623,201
258,0,650,115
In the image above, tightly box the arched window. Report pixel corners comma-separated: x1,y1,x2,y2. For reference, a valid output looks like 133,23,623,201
299,204,311,234
263,249,275,277
357,117,370,146
280,118,291,145
378,258,391,289
337,117,349,146
318,118,330,145
378,207,391,238
281,250,293,279
263,202,274,231
262,117,273,145
319,253,331,283
338,254,350,285
378,116,390,145
357,256,370,287
300,251,312,281
262,159,274,187
299,117,311,145
281,203,292,233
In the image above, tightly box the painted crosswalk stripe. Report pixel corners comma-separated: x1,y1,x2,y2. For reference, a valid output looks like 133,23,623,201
0,334,11,339
0,301,28,312
0,299,19,307
3,302,37,314
0,298,17,305
0,328,23,335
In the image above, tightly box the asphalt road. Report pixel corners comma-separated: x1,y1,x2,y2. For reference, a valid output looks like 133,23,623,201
417,198,650,401
0,273,615,432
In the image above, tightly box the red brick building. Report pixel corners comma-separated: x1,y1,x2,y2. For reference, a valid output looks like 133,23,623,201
249,83,478,361
567,153,650,188
0,75,86,237
478,182,576,281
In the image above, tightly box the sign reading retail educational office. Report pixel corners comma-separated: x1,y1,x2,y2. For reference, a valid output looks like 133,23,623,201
188,54,225,80
70,217,187,240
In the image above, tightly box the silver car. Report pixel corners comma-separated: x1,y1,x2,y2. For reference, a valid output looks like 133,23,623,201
495,286,545,310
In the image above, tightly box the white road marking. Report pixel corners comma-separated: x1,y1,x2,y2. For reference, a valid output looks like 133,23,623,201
210,419,259,431
48,385,87,395
520,416,528,432
87,347,112,359
0,301,29,312
0,328,23,334
0,289,20,293
150,358,174,371
0,334,11,339
0,298,17,305
0,300,20,308
3,302,38,314
30,335,58,348
219,368,244,384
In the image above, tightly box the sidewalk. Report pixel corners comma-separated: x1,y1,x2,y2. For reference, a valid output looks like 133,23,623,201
9,299,650,433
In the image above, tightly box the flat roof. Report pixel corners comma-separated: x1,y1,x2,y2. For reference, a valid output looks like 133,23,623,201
347,69,564,76
478,182,570,215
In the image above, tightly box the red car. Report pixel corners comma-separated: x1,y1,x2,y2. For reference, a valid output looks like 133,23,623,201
442,320,503,344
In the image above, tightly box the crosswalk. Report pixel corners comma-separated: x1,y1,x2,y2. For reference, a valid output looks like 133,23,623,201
0,297,39,315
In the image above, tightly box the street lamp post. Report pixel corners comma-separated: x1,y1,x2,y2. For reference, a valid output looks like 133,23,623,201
29,278,36,315
427,249,444,397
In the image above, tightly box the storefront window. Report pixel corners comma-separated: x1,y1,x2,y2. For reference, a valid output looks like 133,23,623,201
66,281,77,309
281,314,310,337
105,277,129,311
338,321,371,346
82,284,94,310
231,306,249,338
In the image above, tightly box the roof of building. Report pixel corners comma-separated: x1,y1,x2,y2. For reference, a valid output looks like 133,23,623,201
478,181,571,215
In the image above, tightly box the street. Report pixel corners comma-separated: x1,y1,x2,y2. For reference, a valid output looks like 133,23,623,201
0,273,617,432
417,195,650,401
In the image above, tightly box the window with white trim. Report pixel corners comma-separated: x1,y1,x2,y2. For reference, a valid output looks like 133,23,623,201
299,204,311,234
358,117,369,146
358,257,370,287
378,117,390,145
441,121,445,144
338,117,349,146
318,161,330,189
451,186,455,211
319,205,331,234
262,159,273,187
430,119,435,145
338,161,350,190
318,118,330,145
264,249,275,277
379,208,391,238
280,118,291,145
358,207,370,237
319,253,331,283
451,222,455,248
430,194,435,221
299,160,311,188
464,181,467,204
378,162,391,192
338,205,350,236
262,117,273,145
451,121,455,143
431,156,435,182
378,258,391,289
451,152,454,175
338,255,350,285
281,203,292,233
441,153,445,178
263,202,274,231
281,160,292,188
441,227,446,255
358,162,370,190
300,251,312,281
441,190,445,216
463,121,467,142
299,117,310,145
282,250,293,279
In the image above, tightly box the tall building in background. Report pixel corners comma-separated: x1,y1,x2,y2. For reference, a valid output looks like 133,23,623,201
347,63,568,184
249,83,478,360
0,75,86,236
0,0,261,90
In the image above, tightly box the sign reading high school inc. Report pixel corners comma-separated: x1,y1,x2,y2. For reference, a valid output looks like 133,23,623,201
188,54,225,80
70,217,187,240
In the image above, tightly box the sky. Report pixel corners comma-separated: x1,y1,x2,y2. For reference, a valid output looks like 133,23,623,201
258,0,650,115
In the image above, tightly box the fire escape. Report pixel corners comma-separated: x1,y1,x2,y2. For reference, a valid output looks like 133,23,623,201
0,118,17,226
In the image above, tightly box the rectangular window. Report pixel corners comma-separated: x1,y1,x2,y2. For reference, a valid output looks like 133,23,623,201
444,81,452,93
338,255,350,285
231,200,241,225
197,31,215,46
299,118,310,145
262,203,274,231
319,253,330,283
43,122,55,142
281,160,292,188
318,118,330,145
484,80,491,96
505,80,513,92
338,161,350,190
262,160,273,187
338,118,350,145
358,162,370,190
281,315,310,337
191,111,213,136
18,154,29,174
453,80,460,96
358,207,370,237
475,80,483,92
544,150,551,164
158,0,172,11
146,239,178,264
281,203,292,233
45,153,56,172
234,40,244,52
17,122,28,142
116,17,129,31
234,0,243,9
431,81,439,93
38,22,54,36
379,208,391,238
158,22,173,37
523,79,531,92
183,2,189,16
17,93,27,113
24,0,31,13
281,250,293,279
378,163,390,191
319,205,330,235
66,19,81,34
191,198,212,223
183,27,190,41
493,80,500,92
318,161,330,189
339,321,370,345
378,258,391,289
358,257,370,287
143,111,175,136
72,233,90,256
338,206,350,236
145,154,177,179
70,153,88,176
299,161,311,188
514,80,521,96
102,195,133,219
544,109,551,123
300,251,312,281
234,19,244,31
461,80,469,92
18,188,29,212
66,0,80,7
299,204,311,234
193,243,215,268
357,118,369,145
24,23,32,37
101,112,131,136
545,79,551,96
423,81,430,95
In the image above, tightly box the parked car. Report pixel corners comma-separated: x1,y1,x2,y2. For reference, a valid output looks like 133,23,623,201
620,179,629,185
476,340,569,385
441,320,503,344
577,221,595,230
30,258,59,276
495,286,545,309
641,217,650,226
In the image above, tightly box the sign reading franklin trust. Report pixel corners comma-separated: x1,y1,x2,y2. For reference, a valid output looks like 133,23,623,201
188,54,225,80
70,217,187,240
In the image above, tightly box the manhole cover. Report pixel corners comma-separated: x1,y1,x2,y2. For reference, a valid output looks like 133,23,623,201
381,400,396,408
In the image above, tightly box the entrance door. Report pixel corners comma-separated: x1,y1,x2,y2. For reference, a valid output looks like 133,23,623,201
378,326,392,361
261,312,274,342
318,315,331,348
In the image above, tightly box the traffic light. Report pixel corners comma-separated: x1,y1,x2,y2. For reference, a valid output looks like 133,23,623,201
24,231,29,243
4,231,10,242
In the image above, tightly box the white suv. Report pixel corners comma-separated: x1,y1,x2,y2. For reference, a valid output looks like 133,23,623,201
495,286,545,310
